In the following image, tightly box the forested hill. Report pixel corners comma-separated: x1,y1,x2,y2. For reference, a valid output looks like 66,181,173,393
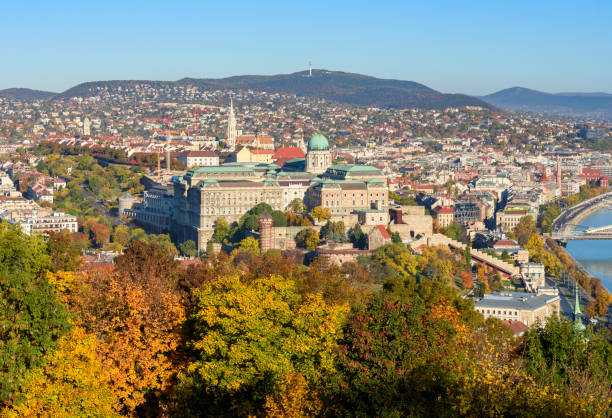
481,87,612,120
178,70,495,110
0,88,57,101
56,70,495,110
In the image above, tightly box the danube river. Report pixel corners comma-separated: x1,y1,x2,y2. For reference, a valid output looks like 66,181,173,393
565,208,612,292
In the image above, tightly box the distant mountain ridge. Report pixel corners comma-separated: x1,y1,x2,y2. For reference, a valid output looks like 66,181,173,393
56,70,495,110
481,87,612,120
0,88,56,101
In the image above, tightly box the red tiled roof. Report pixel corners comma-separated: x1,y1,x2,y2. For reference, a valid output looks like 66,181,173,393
250,149,274,155
494,240,517,247
186,151,218,157
436,206,454,214
273,147,305,160
501,320,528,335
376,225,391,240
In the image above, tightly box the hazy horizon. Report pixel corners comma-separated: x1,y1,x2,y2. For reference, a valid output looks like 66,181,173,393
2,0,611,95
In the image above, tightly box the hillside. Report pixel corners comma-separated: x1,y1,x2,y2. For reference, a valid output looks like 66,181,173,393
481,87,612,120
57,70,494,110
179,70,494,109
0,88,56,101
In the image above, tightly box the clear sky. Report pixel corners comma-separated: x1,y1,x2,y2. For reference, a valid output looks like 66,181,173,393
1,0,610,95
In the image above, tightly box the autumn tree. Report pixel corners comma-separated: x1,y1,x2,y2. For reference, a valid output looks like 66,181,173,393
509,215,537,246
325,295,471,416
4,327,118,417
310,206,331,222
114,239,178,284
178,274,347,416
47,229,82,272
65,264,185,414
295,228,320,250
91,222,111,247
287,198,305,214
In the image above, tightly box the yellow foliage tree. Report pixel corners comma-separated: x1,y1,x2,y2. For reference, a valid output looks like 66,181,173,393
45,270,75,294
182,274,348,414
2,327,118,417
264,373,322,418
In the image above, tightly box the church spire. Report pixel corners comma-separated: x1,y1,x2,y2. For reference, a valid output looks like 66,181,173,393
227,99,237,150
573,280,586,332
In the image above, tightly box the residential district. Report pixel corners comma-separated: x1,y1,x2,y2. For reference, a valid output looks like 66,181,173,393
1,83,612,334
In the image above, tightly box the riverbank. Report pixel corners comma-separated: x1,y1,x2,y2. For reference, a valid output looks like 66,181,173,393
546,237,611,318
554,190,612,234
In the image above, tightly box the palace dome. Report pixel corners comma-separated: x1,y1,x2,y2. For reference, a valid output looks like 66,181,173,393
307,133,329,151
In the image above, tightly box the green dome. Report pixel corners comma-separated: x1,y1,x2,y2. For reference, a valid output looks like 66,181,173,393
308,133,329,151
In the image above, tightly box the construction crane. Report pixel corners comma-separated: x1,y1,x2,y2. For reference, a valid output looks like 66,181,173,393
192,109,213,138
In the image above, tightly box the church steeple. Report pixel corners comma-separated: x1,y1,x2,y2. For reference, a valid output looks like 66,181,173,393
227,99,237,150
573,280,586,332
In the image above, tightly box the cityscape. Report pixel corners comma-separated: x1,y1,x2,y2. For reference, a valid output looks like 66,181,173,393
1,1,612,416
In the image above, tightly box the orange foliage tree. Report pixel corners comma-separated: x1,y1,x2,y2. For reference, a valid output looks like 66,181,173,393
65,263,185,414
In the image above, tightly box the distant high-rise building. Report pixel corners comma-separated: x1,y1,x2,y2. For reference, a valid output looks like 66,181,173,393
227,99,237,150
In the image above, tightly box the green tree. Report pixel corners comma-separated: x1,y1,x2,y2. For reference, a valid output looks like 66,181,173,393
213,218,231,243
523,316,612,402
0,222,51,276
112,225,131,247
270,210,287,227
288,198,305,213
206,240,215,258
238,236,260,255
179,240,198,258
327,295,470,416
350,223,368,249
444,222,463,241
0,225,70,401
465,245,472,266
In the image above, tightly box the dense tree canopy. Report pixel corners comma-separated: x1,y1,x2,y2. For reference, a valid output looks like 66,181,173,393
0,221,610,416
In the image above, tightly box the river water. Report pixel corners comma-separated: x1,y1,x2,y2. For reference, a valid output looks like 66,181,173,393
565,208,612,292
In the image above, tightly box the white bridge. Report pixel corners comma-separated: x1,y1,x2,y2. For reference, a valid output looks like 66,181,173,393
551,224,612,240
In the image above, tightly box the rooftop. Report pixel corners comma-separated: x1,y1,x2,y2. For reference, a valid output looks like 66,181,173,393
475,291,558,311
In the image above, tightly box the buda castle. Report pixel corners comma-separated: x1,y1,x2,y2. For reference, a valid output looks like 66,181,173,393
172,132,388,250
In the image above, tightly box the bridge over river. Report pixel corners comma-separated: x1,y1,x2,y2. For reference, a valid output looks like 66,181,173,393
552,191,612,241
551,223,612,240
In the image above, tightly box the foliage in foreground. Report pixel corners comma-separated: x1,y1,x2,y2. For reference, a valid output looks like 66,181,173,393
0,225,610,417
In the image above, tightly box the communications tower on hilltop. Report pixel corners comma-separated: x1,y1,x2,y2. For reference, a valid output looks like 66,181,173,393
227,99,237,150
309,61,312,77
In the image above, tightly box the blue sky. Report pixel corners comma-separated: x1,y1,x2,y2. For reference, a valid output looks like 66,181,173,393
1,0,610,95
